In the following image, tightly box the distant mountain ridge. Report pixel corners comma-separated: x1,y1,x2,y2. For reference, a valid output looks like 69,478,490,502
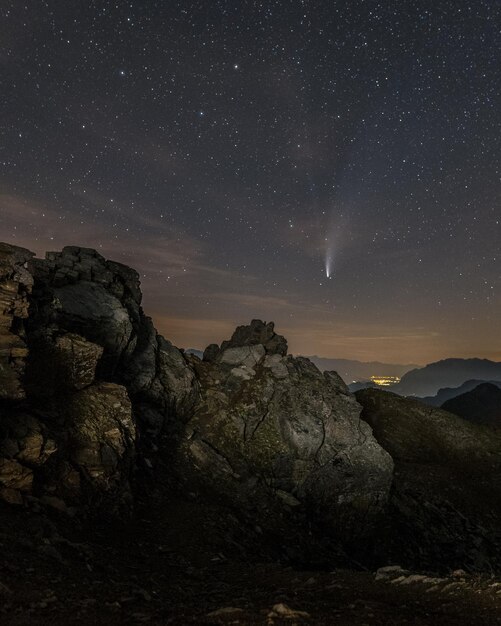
442,383,501,427
417,379,501,407
185,348,203,359
306,357,418,383
391,358,501,397
183,353,501,402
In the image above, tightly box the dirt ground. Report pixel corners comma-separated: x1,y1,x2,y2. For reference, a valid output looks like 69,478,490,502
1,492,501,626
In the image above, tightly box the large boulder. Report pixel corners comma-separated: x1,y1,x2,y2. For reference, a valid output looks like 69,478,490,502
0,245,142,510
177,322,394,546
26,332,104,399
356,389,501,571
203,319,288,363
28,247,198,437
60,382,136,502
29,247,142,375
0,330,136,509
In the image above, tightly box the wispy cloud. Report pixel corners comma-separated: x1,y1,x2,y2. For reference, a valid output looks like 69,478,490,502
0,190,257,303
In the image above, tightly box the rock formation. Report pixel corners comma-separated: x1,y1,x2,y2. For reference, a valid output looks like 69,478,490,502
178,320,394,545
2,241,501,572
0,245,393,550
356,388,501,570
0,246,141,510
0,243,34,400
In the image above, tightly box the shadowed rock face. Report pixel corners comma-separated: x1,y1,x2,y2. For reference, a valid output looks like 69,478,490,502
0,243,34,400
0,245,198,512
29,246,142,376
356,388,501,571
28,246,199,434
179,326,394,544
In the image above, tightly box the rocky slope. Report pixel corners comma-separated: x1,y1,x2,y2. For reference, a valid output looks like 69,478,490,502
1,495,501,625
356,389,501,571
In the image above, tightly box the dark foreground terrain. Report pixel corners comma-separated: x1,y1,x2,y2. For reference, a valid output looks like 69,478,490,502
2,493,501,626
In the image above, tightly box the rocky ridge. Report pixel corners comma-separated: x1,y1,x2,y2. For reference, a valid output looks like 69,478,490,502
1,242,501,577
0,244,393,556
179,320,393,548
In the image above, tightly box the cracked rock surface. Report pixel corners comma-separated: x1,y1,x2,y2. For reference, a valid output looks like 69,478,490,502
177,320,394,544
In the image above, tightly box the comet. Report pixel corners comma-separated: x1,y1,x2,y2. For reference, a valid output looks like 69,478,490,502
325,246,334,279
324,214,347,280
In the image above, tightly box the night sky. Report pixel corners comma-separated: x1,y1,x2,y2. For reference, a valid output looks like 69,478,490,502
2,1,500,363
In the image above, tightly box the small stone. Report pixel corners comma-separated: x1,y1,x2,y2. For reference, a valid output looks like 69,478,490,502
37,544,64,563
375,565,405,581
390,576,407,584
399,574,428,585
206,607,243,617
268,603,310,619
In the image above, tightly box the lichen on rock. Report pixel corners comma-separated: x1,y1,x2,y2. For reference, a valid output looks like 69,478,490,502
177,321,394,543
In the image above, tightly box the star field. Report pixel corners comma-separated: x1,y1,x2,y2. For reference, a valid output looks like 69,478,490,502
1,1,500,362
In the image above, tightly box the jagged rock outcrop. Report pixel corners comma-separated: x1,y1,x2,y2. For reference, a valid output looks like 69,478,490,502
4,242,501,573
0,246,395,542
29,247,198,436
0,244,34,400
203,319,288,362
0,244,199,511
0,249,127,508
28,246,142,376
177,320,394,545
356,388,501,571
